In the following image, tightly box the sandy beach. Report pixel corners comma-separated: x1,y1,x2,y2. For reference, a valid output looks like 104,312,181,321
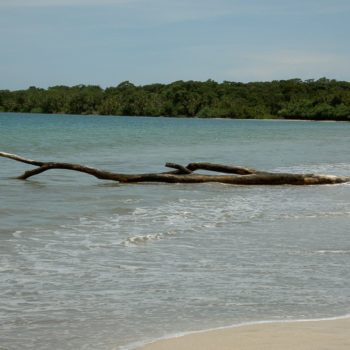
141,317,350,350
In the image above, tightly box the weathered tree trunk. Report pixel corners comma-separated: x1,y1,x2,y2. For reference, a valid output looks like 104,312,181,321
0,151,349,185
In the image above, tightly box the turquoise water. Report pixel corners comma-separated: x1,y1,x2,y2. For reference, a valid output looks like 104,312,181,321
0,113,350,349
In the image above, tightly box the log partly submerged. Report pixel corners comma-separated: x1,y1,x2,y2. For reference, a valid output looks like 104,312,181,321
0,151,349,186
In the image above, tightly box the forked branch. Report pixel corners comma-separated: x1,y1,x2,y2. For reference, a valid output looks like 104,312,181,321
1,151,349,186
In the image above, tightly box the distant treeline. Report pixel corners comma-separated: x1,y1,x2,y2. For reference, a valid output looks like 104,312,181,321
1,78,350,120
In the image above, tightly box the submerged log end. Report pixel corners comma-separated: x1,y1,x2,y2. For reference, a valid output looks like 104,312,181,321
304,174,350,185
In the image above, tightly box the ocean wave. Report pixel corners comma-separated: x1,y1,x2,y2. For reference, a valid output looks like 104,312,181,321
123,231,176,246
315,249,350,255
273,162,350,176
39,187,350,250
17,181,349,253
280,211,350,220
12,230,23,238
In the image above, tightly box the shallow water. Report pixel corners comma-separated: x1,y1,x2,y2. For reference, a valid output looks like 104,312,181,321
0,113,350,349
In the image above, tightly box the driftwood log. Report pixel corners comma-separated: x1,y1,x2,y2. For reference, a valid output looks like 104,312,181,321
1,151,349,186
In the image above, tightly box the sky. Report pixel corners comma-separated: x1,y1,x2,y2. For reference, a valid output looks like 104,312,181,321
0,0,349,89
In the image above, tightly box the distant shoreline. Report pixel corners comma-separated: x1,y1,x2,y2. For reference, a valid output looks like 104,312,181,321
0,111,349,123
1,79,350,121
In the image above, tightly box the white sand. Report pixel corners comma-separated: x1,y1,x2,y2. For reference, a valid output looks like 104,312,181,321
141,317,350,350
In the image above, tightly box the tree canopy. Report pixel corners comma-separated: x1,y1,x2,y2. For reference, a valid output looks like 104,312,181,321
1,78,350,121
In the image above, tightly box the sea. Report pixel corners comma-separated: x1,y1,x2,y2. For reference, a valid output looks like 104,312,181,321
0,113,350,350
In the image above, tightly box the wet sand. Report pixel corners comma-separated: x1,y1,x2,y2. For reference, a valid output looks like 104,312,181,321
141,317,350,350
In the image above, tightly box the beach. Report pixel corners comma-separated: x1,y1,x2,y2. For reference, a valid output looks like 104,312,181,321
141,317,350,350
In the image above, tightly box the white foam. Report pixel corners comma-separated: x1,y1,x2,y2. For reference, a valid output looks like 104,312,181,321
123,231,176,246
316,249,350,255
12,230,23,238
125,233,163,245
120,313,350,350
281,211,350,220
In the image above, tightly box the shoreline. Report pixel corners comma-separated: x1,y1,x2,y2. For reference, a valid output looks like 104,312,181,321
0,111,349,123
128,314,350,350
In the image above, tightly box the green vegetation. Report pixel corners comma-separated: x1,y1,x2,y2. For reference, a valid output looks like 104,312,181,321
1,78,350,120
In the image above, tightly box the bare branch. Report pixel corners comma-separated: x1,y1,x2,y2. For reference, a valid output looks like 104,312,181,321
165,163,192,174
0,151,44,166
186,162,257,175
1,151,349,186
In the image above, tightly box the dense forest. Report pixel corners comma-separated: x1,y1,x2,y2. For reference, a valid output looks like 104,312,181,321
1,78,350,120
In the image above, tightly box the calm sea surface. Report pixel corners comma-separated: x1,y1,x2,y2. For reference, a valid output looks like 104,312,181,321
0,113,350,350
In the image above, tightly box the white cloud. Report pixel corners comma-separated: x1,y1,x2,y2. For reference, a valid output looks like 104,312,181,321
226,51,350,82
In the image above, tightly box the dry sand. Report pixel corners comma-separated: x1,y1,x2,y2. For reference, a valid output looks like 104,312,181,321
141,317,350,350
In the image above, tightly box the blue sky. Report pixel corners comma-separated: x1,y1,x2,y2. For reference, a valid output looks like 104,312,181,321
1,0,349,89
